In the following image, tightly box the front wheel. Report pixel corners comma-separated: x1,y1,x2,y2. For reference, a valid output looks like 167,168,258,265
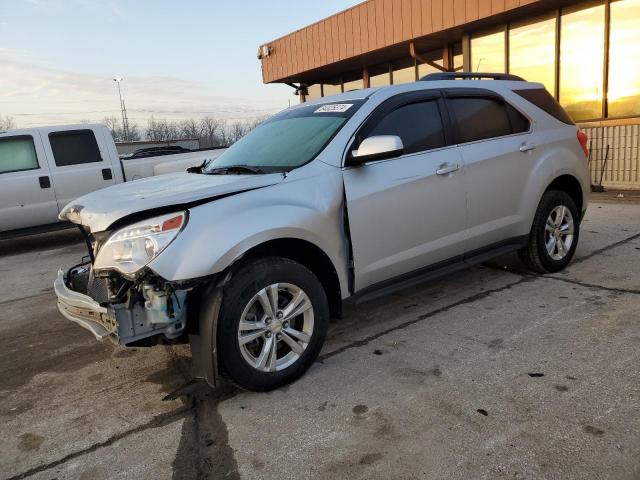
518,190,580,273
216,257,329,391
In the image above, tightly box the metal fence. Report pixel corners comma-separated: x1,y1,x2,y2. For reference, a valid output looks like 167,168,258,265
584,124,640,190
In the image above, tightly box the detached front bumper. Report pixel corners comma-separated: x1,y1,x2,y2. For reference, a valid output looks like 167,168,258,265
54,270,117,342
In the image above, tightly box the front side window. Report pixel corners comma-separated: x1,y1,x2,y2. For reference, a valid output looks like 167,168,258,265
49,130,102,166
368,100,445,155
205,100,365,172
0,136,39,174
450,97,528,143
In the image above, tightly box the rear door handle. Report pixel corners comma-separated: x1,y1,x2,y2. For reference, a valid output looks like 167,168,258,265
519,143,537,153
38,176,51,189
436,163,460,176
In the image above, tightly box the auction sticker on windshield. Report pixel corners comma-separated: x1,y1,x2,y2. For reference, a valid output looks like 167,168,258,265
314,104,353,113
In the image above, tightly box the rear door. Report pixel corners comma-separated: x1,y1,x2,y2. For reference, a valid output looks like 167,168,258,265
41,127,117,210
343,90,468,291
0,132,59,232
444,89,535,253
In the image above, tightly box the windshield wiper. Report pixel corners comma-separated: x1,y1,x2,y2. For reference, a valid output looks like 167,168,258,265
205,165,266,175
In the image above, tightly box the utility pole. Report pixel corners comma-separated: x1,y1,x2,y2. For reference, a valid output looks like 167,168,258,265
113,77,129,141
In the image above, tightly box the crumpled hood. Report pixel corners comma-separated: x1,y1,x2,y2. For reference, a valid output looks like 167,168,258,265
60,172,284,232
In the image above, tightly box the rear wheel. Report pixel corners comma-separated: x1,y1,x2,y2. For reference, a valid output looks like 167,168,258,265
216,257,329,391
519,190,580,273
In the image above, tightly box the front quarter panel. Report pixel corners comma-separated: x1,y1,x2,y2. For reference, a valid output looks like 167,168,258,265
148,162,350,298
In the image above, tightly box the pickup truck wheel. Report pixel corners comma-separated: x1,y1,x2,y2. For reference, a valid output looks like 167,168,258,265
217,257,329,391
518,190,580,273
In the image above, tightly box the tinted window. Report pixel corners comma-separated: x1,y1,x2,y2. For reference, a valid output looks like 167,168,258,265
450,97,525,143
0,136,39,174
49,130,102,166
368,100,445,155
514,88,575,125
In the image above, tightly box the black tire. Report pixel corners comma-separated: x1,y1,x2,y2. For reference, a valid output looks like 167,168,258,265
216,257,329,391
518,190,580,274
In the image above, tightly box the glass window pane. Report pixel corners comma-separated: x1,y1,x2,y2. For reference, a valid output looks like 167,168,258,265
509,15,556,94
0,136,39,173
471,30,505,72
369,101,445,154
369,64,390,87
322,80,342,97
608,0,640,117
559,3,605,121
450,98,512,143
391,59,416,84
417,50,444,78
343,77,364,92
49,130,102,166
306,84,322,101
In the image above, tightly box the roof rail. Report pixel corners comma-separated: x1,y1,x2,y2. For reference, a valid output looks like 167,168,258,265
420,72,526,82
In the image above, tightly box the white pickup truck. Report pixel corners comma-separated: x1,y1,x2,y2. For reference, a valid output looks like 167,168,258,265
0,123,226,238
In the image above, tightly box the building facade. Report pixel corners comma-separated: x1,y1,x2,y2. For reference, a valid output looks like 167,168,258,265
259,0,640,189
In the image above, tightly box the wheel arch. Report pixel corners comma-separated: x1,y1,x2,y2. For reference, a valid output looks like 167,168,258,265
545,174,585,216
227,238,343,320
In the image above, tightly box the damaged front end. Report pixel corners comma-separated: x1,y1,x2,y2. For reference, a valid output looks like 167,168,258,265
55,264,192,345
54,210,201,346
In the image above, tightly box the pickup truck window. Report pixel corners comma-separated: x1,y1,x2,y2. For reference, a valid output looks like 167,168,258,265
49,129,102,166
0,136,39,174
205,100,365,172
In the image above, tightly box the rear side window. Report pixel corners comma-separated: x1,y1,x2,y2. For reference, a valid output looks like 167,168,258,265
0,136,39,174
368,100,445,155
514,88,575,125
449,97,530,143
49,130,102,166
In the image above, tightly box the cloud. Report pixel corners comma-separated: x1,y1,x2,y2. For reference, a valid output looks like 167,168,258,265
0,52,286,127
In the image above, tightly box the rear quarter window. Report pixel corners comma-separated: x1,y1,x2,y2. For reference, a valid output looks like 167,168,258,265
514,88,575,125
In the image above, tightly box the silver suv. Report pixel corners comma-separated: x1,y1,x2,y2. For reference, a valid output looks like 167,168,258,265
55,73,590,391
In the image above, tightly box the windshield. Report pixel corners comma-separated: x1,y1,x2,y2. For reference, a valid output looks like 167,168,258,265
203,100,365,173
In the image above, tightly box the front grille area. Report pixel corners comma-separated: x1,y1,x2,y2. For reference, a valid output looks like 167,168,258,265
87,270,110,304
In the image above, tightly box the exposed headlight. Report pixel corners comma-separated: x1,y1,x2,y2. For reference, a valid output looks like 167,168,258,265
94,212,187,276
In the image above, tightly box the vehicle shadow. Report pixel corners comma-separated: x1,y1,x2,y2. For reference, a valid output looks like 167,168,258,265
0,228,83,257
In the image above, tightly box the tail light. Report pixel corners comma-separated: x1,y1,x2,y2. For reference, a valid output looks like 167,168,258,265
577,130,589,158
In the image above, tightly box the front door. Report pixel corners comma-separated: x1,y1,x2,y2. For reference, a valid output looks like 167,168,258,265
343,93,467,292
0,132,59,232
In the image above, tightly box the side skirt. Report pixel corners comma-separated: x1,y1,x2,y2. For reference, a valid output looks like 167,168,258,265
349,235,529,304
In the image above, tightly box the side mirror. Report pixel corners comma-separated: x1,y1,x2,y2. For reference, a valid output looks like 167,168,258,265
347,135,404,166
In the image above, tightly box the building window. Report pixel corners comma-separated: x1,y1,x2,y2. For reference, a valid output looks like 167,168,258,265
0,136,39,174
417,50,445,78
343,72,364,92
369,64,390,87
322,79,342,97
509,15,557,95
471,30,505,73
607,0,640,118
49,130,102,166
559,3,605,121
391,58,416,84
306,84,322,101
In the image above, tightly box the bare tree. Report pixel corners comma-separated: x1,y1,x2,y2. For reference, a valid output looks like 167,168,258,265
0,114,17,131
103,116,141,142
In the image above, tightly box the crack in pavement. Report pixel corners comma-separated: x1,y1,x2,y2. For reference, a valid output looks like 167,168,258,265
6,407,192,480
0,289,53,306
546,276,640,295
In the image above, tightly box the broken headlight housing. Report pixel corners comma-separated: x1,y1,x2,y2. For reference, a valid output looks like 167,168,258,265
94,212,187,276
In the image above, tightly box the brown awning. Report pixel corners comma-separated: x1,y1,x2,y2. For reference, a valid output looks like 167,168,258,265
259,0,575,84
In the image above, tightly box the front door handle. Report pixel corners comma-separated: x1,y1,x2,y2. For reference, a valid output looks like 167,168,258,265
436,163,460,176
519,143,537,153
38,176,51,189
102,168,113,180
